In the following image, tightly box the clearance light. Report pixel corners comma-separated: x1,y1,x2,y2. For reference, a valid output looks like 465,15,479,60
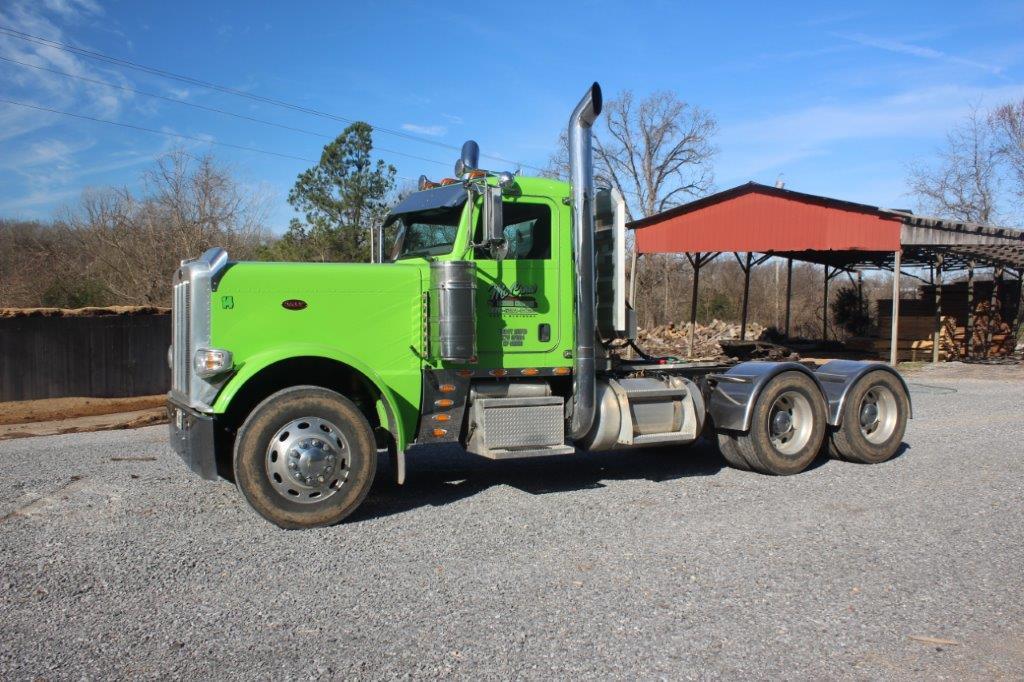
440,177,459,186
433,414,451,422
553,367,572,376
418,175,439,190
520,368,539,376
467,170,486,179
439,384,457,393
434,399,454,408
432,428,447,438
193,348,233,378
456,369,473,378
489,369,508,377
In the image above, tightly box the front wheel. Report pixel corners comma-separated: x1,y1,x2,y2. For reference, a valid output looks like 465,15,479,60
731,371,827,475
233,386,377,529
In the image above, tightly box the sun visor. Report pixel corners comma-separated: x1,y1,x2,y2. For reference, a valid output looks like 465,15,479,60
384,184,468,225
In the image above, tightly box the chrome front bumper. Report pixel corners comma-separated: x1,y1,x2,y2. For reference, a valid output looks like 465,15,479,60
167,398,218,481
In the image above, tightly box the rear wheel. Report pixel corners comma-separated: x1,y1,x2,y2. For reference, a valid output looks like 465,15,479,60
733,372,827,475
233,386,377,529
828,371,908,464
716,432,752,470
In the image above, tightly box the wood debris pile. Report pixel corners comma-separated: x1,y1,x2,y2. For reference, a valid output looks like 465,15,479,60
636,319,767,359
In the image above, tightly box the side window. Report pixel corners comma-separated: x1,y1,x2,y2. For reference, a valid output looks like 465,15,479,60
476,201,552,260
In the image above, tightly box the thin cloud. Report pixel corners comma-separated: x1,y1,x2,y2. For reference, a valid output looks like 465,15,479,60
401,123,447,137
0,0,132,119
718,83,1024,180
840,32,1005,75
441,113,464,125
40,0,103,17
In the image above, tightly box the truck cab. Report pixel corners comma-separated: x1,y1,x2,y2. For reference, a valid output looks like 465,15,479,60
168,83,910,529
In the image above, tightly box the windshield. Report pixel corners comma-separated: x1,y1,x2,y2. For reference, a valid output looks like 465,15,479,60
389,205,464,260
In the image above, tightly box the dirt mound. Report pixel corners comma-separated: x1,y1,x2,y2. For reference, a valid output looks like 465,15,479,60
0,395,166,425
0,306,170,319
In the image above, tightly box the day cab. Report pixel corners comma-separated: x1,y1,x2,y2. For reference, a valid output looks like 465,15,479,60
168,83,911,529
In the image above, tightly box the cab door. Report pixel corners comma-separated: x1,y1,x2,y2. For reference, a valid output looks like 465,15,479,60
472,195,562,368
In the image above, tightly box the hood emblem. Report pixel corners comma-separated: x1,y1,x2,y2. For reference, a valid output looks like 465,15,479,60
282,299,308,311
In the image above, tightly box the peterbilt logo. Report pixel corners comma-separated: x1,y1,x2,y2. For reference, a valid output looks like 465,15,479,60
281,299,308,310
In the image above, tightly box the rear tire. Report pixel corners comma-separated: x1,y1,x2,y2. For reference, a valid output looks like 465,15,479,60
733,371,827,476
233,386,377,529
716,432,752,470
828,371,908,464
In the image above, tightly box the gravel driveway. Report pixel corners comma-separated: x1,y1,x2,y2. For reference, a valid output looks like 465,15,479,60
2,363,1022,679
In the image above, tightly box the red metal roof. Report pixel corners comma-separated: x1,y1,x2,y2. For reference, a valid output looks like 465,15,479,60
631,182,903,254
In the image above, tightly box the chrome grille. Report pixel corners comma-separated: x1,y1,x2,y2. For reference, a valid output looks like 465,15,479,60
172,277,190,398
169,247,228,411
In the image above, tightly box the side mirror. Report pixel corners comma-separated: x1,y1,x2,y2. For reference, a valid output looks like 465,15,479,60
482,185,507,260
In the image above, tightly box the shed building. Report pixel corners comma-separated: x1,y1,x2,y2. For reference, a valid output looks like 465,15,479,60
628,182,1024,364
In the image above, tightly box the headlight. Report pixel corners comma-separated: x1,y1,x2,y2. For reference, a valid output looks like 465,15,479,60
193,348,233,378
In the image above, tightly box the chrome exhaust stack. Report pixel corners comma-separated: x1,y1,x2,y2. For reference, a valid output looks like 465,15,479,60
568,82,602,440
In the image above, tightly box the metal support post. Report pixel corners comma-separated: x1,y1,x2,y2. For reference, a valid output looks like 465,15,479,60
932,254,943,363
889,250,902,366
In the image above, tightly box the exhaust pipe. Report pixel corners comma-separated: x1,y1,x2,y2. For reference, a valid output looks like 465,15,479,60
568,82,602,440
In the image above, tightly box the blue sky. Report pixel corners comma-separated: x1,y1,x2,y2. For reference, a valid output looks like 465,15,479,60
2,0,1023,229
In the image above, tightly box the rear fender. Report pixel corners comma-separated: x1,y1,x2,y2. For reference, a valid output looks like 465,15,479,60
707,361,826,433
813,360,912,425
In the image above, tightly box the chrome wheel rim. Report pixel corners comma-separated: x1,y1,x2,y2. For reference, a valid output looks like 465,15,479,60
859,386,898,444
768,390,814,456
265,417,350,503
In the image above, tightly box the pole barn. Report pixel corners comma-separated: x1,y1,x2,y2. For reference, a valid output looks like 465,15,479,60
629,182,1024,365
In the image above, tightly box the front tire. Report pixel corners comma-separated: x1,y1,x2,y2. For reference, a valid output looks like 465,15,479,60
233,386,377,529
732,371,827,475
828,371,908,464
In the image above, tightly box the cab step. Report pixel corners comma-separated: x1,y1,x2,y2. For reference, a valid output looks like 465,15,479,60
465,394,573,460
476,444,576,460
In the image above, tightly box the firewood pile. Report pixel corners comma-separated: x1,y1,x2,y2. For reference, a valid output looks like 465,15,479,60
636,319,767,359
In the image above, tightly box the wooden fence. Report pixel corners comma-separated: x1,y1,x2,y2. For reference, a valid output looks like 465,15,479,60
0,311,170,401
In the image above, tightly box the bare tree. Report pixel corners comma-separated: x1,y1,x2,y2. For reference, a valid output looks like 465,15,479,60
547,89,718,221
48,149,269,306
596,90,717,221
545,89,718,327
990,99,1024,207
908,109,1001,223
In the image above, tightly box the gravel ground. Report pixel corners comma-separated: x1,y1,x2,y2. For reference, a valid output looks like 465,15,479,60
1,363,1022,680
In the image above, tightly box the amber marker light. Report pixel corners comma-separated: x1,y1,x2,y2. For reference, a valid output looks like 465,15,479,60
456,369,473,377
520,368,539,376
433,414,451,422
553,367,572,376
439,384,456,393
489,369,508,377
434,399,454,408
432,428,447,437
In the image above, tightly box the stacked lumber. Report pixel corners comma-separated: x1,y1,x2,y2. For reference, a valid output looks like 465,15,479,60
873,315,957,362
636,319,766,359
875,301,1017,361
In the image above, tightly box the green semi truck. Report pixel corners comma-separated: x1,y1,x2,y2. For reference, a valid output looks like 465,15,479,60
168,83,911,529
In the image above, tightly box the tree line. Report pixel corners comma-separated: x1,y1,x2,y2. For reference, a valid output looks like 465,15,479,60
1,123,399,308
2,89,1021,336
